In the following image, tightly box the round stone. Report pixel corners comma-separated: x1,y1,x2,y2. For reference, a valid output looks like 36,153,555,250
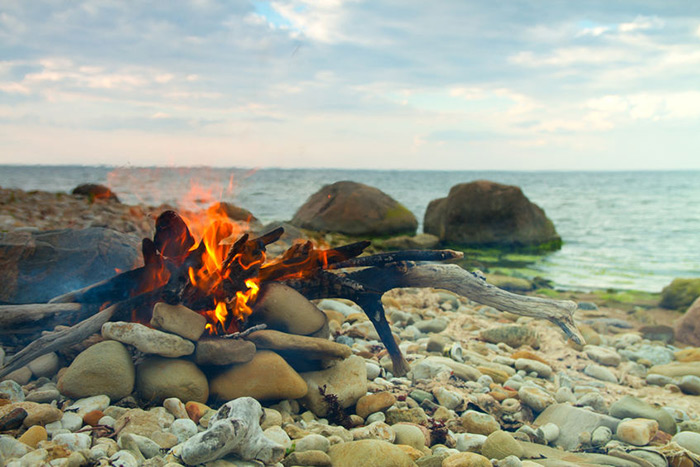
136,357,208,404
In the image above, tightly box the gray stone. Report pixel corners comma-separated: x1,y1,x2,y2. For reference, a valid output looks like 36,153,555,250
25,385,60,403
194,337,257,366
53,433,92,451
672,431,700,455
350,421,395,442
102,321,194,358
622,344,675,366
27,352,60,378
294,434,330,453
628,450,667,467
480,325,538,348
411,356,481,382
366,362,381,380
515,358,552,378
576,392,607,413
591,426,612,447
584,345,621,367
678,375,700,395
518,385,555,413
150,302,207,341
415,318,448,334
61,412,84,432
583,364,618,383
454,433,487,452
534,403,620,450
66,395,111,418
392,423,426,449
434,387,463,410
169,418,198,444
554,387,575,404
609,395,677,435
136,356,208,404
646,373,674,386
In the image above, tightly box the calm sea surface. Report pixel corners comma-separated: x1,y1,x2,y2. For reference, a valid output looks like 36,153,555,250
1,165,698,293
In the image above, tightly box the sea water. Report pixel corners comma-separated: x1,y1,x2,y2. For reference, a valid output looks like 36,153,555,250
1,165,698,292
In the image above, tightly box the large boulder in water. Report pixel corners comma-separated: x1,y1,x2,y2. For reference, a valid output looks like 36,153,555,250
71,183,120,202
291,181,417,237
0,227,140,303
424,180,561,250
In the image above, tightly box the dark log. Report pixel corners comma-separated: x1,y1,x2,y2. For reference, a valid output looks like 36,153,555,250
0,303,88,334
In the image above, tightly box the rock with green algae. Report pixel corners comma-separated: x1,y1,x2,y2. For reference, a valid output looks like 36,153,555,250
660,278,700,309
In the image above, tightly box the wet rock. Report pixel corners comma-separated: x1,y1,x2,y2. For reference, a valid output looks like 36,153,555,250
102,322,195,358
609,395,677,435
209,351,308,402
481,430,524,460
245,329,351,360
194,337,257,366
424,180,560,249
480,325,538,348
616,418,658,446
443,452,492,467
534,403,620,450
356,392,396,419
150,302,207,341
672,431,700,455
136,356,208,404
180,397,284,465
57,340,134,400
583,364,618,383
248,283,329,337
515,358,552,378
584,345,621,367
328,439,415,467
518,385,555,413
291,180,417,237
299,355,366,417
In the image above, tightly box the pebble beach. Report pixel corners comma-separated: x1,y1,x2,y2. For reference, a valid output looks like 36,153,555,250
1,186,700,467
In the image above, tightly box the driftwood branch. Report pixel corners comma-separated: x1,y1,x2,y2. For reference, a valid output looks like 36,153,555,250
0,303,85,332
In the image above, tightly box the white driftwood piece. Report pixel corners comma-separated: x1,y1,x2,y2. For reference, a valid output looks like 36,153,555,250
180,397,284,465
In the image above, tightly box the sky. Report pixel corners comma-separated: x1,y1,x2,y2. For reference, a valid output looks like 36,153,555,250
1,1,700,170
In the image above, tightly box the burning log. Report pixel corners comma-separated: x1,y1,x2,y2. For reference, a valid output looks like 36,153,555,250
0,210,582,379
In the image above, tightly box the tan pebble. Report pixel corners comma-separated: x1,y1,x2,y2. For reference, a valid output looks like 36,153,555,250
511,350,549,365
432,406,452,422
83,410,104,427
185,401,211,424
481,430,524,460
322,309,345,325
675,348,700,362
616,418,658,446
396,444,425,460
442,451,492,467
18,425,47,448
476,366,509,384
356,392,397,419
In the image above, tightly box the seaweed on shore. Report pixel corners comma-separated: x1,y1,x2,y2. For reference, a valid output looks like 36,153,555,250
319,385,353,429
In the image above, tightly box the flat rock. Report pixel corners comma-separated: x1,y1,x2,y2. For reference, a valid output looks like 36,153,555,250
480,325,538,348
583,363,618,383
136,356,209,404
209,350,308,402
519,385,555,413
454,411,500,435
248,283,328,337
195,337,257,366
481,430,524,460
328,439,415,467
515,358,552,378
412,356,481,382
678,375,700,395
584,345,622,367
443,452,491,467
534,403,620,450
150,302,207,341
672,431,700,455
102,321,195,357
299,355,367,417
609,395,677,435
649,361,700,378
245,329,351,360
57,340,134,400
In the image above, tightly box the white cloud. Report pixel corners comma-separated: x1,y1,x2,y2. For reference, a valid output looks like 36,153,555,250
619,15,663,33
